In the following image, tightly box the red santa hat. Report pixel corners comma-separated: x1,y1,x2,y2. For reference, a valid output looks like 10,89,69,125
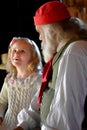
34,1,71,25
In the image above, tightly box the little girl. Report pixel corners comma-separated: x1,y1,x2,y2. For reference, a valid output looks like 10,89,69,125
0,37,42,130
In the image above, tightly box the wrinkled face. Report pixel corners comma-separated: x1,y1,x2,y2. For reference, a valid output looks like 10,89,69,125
36,25,56,63
10,40,32,68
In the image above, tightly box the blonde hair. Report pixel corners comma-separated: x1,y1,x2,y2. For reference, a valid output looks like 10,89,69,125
6,37,42,77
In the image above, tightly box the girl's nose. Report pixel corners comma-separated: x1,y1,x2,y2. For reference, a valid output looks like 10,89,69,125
14,50,20,56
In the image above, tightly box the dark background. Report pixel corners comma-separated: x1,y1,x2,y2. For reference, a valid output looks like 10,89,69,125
0,0,57,54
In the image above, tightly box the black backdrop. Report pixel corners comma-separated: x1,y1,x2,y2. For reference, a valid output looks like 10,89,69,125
0,0,57,54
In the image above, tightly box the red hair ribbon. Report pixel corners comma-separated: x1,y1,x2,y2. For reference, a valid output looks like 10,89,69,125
10,37,18,46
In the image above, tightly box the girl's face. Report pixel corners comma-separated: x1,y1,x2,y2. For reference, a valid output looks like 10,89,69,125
10,40,32,69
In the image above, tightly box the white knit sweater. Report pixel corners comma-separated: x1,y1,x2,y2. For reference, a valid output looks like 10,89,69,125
0,72,42,130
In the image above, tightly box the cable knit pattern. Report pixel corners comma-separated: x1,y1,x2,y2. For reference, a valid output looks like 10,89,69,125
0,72,42,130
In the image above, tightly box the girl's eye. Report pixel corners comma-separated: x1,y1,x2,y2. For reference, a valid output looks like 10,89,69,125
12,50,16,53
21,50,25,53
12,50,25,53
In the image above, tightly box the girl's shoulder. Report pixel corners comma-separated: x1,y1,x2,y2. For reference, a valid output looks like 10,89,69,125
31,71,42,79
27,72,42,83
5,73,13,82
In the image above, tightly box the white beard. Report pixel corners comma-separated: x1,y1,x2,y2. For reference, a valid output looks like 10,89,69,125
41,42,56,63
